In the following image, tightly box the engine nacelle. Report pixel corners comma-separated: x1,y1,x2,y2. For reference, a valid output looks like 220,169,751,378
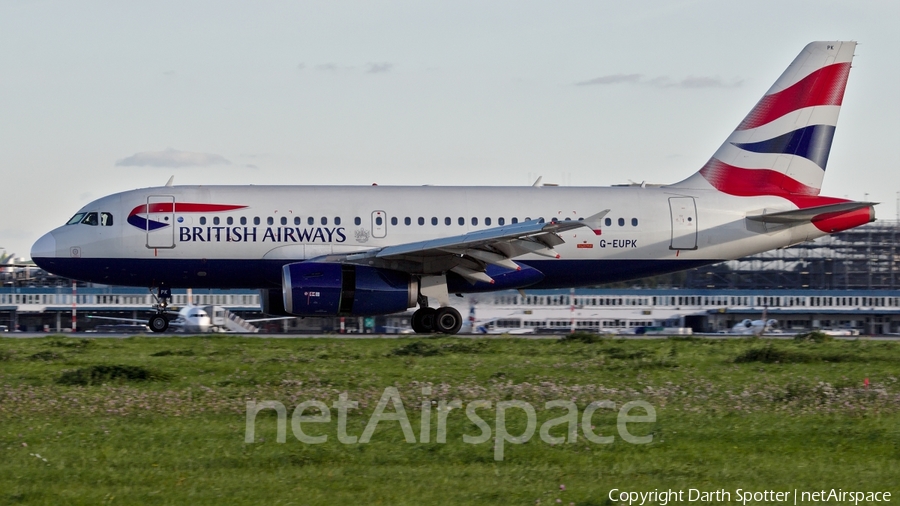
259,288,292,316
282,262,418,316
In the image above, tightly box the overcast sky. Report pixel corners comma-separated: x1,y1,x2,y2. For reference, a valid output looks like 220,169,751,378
2,1,899,258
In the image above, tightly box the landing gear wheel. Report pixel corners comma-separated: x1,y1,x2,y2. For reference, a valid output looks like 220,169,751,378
434,307,462,335
149,314,169,333
411,307,437,334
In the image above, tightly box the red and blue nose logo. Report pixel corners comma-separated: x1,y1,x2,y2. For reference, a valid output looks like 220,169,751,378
127,203,247,231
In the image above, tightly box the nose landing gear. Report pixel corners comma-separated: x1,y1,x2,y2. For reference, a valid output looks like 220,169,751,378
149,314,169,333
148,286,171,333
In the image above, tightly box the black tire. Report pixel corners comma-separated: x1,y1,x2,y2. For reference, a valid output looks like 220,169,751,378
434,307,462,335
149,314,169,333
411,307,437,333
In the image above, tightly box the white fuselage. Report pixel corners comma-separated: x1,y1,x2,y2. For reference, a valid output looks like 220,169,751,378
32,184,829,291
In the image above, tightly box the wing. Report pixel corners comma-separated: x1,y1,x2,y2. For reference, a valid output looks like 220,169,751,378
86,314,184,327
315,211,609,283
244,316,295,323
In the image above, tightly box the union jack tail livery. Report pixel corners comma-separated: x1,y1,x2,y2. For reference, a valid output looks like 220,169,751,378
673,41,855,200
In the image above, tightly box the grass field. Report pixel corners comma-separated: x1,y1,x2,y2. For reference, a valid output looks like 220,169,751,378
1,334,898,505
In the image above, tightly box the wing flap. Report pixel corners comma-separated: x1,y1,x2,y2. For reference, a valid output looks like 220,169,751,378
336,210,609,276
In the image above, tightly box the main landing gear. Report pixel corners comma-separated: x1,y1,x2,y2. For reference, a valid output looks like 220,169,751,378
148,287,171,333
411,295,462,335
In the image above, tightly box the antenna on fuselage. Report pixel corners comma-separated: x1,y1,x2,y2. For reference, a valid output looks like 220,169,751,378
165,175,175,187
532,176,543,187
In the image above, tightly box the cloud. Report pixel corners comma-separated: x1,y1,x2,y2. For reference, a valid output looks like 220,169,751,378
296,63,305,71
575,73,643,86
315,63,337,71
576,73,742,89
669,76,743,89
115,149,231,168
366,62,393,74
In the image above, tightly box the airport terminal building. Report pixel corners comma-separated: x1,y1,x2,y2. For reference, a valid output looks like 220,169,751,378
2,285,899,335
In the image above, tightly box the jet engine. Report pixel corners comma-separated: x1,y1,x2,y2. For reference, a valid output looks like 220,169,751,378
260,288,292,316
282,262,418,316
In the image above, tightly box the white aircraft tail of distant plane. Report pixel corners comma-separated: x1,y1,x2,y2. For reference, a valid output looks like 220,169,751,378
459,305,537,335
32,42,874,335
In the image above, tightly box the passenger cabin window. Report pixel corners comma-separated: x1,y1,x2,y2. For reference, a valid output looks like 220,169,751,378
100,212,113,226
458,217,464,226
444,217,451,226
241,217,247,225
280,217,287,225
307,217,314,225
214,217,220,225
294,217,301,225
498,217,505,225
618,218,625,226
199,217,207,225
404,217,411,226
376,216,383,226
321,217,328,225
472,217,478,226
511,217,518,224
418,217,425,226
335,217,341,225
485,217,492,226
253,217,261,225
355,217,361,226
431,217,438,226
227,217,234,225
604,217,612,226
267,217,274,225
391,217,398,226
632,218,638,226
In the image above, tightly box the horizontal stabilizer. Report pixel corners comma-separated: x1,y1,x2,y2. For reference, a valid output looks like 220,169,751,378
746,201,876,224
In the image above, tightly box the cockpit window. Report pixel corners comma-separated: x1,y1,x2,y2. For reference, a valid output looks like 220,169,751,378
66,213,86,225
81,212,99,226
100,212,113,226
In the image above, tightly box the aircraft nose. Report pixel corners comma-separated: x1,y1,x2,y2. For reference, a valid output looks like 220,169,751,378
31,232,57,260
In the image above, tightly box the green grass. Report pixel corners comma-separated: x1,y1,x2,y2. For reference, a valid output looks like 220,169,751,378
1,335,898,504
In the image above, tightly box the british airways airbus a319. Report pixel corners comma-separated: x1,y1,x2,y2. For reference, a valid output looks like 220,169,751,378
32,42,874,334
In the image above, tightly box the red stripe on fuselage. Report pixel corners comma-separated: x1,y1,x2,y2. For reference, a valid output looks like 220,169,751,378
737,62,850,131
128,203,247,217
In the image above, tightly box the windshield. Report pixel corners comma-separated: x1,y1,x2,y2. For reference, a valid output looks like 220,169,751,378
66,213,85,225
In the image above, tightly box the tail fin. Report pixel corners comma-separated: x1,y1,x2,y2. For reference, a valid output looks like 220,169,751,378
671,41,856,197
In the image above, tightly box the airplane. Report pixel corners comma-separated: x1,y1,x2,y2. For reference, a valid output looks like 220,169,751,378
86,303,290,333
30,41,875,335
731,318,779,336
87,305,213,333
